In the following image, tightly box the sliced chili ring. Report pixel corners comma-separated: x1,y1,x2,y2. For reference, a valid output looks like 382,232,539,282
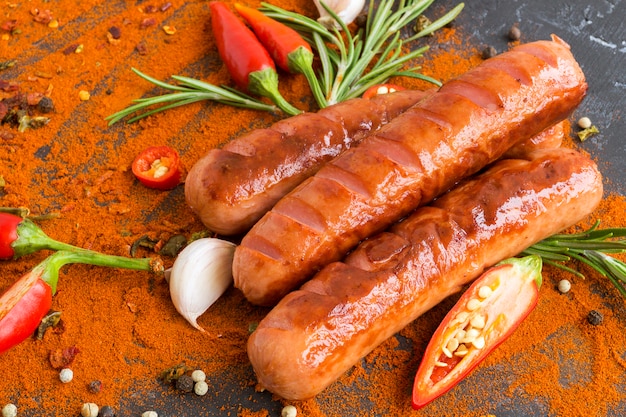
362,83,406,99
132,146,182,190
412,255,543,409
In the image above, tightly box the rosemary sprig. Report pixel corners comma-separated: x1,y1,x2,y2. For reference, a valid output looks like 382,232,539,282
522,220,626,297
105,68,278,125
261,0,464,106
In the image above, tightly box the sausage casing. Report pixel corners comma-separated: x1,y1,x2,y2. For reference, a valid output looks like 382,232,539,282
247,147,603,400
234,35,588,306
184,89,431,235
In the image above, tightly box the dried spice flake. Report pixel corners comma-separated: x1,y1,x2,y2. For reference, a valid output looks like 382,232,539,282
577,125,599,141
49,346,80,369
162,25,176,35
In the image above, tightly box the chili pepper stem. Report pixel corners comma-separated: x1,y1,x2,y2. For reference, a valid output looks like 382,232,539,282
288,47,328,108
13,218,82,258
38,249,164,294
248,68,302,116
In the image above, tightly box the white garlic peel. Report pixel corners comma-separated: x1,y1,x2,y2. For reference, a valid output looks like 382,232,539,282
313,0,365,28
168,238,236,332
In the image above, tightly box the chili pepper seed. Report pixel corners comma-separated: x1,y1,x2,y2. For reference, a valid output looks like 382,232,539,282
2,404,17,417
587,309,603,326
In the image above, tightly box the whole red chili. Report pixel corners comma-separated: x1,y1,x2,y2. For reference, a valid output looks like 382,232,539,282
209,1,301,116
233,3,326,108
131,146,183,190
0,212,78,260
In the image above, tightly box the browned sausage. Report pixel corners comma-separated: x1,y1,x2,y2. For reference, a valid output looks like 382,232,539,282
503,120,565,159
184,89,432,235
247,147,603,400
233,35,588,306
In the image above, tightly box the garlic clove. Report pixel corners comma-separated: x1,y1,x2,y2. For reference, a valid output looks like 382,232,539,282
313,0,365,29
168,238,236,332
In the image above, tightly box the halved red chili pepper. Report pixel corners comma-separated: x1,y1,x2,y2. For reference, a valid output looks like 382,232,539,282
412,255,543,409
209,2,301,116
0,212,78,260
362,83,406,99
131,146,182,190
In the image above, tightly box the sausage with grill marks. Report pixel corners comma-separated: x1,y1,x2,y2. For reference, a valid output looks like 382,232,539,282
184,89,432,236
246,146,603,400
233,35,588,306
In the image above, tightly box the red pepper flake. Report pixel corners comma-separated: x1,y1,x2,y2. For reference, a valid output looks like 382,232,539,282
0,80,19,92
140,17,157,29
49,346,80,369
108,26,121,39
62,43,80,55
1,20,18,32
142,5,158,13
26,92,44,106
160,2,173,12
31,9,53,24
135,41,148,55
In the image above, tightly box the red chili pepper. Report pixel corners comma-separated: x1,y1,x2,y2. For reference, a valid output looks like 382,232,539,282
233,3,312,74
362,83,406,99
209,1,300,116
412,255,543,409
0,212,78,260
0,265,53,354
132,146,182,190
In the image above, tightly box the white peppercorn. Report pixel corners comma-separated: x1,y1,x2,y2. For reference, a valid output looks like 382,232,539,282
194,380,209,396
190,369,206,383
59,368,74,383
80,402,99,417
142,411,158,417
281,405,297,417
2,403,17,417
557,279,571,293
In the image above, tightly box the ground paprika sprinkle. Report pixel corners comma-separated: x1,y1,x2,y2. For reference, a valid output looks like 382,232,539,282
0,0,624,416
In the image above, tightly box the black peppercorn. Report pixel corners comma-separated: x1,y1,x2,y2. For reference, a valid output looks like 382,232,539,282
175,374,194,393
108,26,122,40
508,23,521,41
37,96,55,114
481,45,497,60
88,380,102,394
98,405,115,417
587,309,603,326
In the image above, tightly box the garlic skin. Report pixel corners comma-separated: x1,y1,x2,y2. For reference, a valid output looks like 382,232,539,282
168,238,236,332
313,0,365,28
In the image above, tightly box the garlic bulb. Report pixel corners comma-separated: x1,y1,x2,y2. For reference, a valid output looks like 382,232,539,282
168,238,236,332
313,0,365,29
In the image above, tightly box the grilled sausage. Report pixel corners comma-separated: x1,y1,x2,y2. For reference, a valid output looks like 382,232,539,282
233,35,588,306
184,89,432,235
247,147,603,400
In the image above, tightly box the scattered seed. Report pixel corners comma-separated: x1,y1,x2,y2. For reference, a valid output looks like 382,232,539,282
88,380,102,393
577,116,592,129
455,311,469,324
587,309,603,326
98,405,115,417
446,337,459,353
481,45,497,59
59,368,73,383
471,335,486,349
79,90,91,101
175,375,194,393
557,279,571,293
434,360,448,367
194,380,209,396
477,285,493,299
454,345,469,357
81,402,99,417
508,23,521,41
2,404,17,417
282,405,298,417
162,25,176,35
454,329,466,342
470,314,486,329
48,19,59,29
191,369,206,383
463,328,480,344
466,298,481,311
442,346,453,358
